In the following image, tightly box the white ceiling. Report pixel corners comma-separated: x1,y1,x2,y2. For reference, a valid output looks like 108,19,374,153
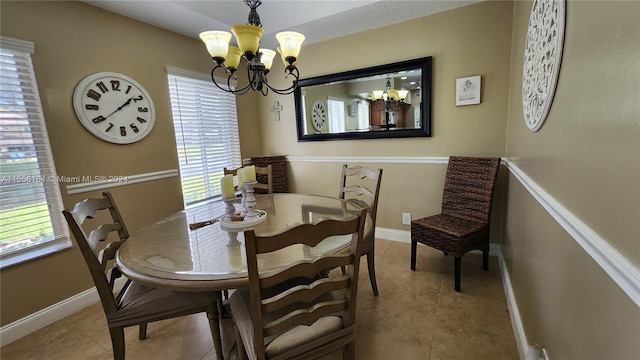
83,0,482,50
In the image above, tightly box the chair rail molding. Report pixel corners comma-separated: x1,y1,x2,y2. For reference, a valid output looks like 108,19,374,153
503,159,640,308
65,169,179,194
289,156,639,307
286,156,449,164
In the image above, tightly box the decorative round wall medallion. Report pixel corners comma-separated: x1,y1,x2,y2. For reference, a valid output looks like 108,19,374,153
522,0,565,132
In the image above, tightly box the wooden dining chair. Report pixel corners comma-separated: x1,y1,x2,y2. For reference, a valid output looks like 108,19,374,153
338,164,383,296
410,156,501,292
62,191,223,360
230,208,368,360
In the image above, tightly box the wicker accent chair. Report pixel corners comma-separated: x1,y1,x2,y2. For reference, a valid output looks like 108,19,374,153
410,156,501,292
62,192,223,360
230,208,368,360
338,164,383,296
224,165,274,194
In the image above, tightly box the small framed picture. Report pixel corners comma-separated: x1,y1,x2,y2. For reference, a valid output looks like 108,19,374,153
456,75,481,106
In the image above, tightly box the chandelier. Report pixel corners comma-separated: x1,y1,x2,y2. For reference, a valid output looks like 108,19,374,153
370,78,409,112
199,0,305,96
370,78,409,127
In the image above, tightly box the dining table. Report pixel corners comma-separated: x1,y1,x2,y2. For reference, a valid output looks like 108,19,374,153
115,193,370,359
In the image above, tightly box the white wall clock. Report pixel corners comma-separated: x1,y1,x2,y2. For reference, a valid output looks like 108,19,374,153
522,0,565,132
73,72,155,144
311,100,326,132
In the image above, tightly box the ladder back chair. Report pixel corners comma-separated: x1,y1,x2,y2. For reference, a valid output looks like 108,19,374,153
410,156,501,292
338,164,383,296
62,191,223,360
254,164,273,194
230,208,368,360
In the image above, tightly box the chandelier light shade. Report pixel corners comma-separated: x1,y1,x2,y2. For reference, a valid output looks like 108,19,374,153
199,0,305,96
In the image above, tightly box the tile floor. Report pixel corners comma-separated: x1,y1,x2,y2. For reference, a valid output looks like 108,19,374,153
1,239,518,360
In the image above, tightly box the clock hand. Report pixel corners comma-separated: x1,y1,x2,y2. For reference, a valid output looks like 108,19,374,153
103,97,134,120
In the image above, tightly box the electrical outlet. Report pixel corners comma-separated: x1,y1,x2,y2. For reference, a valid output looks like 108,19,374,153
402,212,411,225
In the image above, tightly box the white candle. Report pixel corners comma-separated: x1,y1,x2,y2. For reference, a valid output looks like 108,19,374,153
220,174,235,199
244,165,256,182
237,167,244,186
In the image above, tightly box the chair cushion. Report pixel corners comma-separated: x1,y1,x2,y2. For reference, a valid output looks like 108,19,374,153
230,287,342,359
106,281,217,328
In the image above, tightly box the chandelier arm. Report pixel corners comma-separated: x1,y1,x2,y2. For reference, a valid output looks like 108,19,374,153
210,65,253,95
259,66,300,95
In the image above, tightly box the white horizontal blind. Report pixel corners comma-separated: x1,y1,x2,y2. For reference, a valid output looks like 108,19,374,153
327,98,345,133
167,69,241,206
358,100,370,130
0,37,69,267
301,92,308,134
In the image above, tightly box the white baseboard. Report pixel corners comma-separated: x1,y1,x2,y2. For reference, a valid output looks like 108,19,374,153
499,253,528,360
0,278,126,347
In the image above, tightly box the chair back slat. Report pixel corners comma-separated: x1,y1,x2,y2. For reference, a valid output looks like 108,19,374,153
261,275,350,314
254,219,360,254
254,165,273,194
263,299,348,338
242,208,367,356
259,254,350,289
441,156,501,223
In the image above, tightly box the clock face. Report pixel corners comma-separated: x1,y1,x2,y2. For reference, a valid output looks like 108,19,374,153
311,101,326,132
73,72,155,144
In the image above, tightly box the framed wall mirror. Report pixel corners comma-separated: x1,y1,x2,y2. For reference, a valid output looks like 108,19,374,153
295,57,432,141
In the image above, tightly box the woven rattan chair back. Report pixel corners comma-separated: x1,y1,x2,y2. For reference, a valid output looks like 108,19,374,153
441,156,501,223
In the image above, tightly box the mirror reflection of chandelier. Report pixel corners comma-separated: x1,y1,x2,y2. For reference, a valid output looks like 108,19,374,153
199,0,305,96
370,78,409,105
370,78,410,128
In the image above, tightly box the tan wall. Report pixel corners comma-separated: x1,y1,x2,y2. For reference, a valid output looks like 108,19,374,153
257,1,514,232
503,0,640,358
0,0,261,325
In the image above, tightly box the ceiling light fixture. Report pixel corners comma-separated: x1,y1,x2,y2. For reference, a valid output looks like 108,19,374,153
370,78,409,109
370,78,410,128
199,0,305,96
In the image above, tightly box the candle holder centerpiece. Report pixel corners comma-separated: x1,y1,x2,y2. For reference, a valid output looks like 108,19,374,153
219,165,266,231
243,181,260,221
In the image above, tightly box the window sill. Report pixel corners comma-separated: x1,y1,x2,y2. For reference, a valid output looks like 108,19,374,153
0,238,72,270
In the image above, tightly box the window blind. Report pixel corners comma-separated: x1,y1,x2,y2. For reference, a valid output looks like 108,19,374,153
327,98,345,133
167,68,242,206
0,37,70,268
358,100,370,130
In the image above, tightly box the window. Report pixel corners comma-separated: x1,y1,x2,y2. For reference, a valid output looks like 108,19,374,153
301,91,308,134
357,100,370,131
0,37,70,268
167,68,242,207
327,97,345,133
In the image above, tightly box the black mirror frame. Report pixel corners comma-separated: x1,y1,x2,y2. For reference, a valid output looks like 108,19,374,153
295,57,432,141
